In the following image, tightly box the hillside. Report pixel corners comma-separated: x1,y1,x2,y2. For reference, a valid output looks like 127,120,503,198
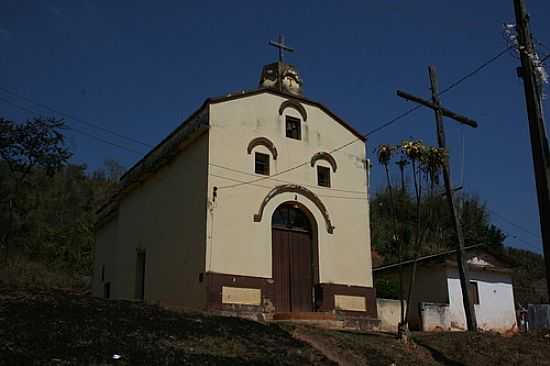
2,286,550,365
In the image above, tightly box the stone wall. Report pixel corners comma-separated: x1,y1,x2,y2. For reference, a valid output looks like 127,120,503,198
420,302,451,331
376,298,405,332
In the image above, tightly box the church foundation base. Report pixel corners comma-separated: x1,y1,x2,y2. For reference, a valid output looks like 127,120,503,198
205,272,379,328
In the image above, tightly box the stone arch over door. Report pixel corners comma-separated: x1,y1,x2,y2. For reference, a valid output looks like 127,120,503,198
253,184,335,234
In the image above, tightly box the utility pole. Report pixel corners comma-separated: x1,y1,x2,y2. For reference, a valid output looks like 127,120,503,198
513,0,550,302
397,67,479,331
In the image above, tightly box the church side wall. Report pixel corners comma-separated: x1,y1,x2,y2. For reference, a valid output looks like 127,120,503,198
110,133,209,308
205,93,373,314
93,216,117,297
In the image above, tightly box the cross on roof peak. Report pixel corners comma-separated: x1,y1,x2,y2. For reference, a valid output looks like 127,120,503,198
269,34,294,63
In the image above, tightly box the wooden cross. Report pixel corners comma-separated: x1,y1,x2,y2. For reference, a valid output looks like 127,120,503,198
269,34,294,63
397,65,479,331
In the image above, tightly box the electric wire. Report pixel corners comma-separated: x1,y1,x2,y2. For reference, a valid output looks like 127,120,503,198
0,86,154,148
209,162,367,195
209,173,367,200
488,208,541,240
0,95,144,155
217,45,514,190
504,232,542,252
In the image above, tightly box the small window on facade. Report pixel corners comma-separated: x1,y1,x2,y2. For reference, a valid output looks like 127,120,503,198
317,166,331,187
285,116,301,140
469,281,480,305
255,152,270,175
101,265,105,282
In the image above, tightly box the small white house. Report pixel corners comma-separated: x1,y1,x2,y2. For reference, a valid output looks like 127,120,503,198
374,246,517,333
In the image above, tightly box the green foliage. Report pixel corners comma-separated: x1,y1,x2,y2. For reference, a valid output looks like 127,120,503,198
0,160,120,276
0,117,72,177
0,117,72,256
0,116,122,281
498,246,548,304
377,144,396,166
371,189,506,264
375,278,400,300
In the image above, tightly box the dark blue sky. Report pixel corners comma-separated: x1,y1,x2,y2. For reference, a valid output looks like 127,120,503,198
1,1,549,253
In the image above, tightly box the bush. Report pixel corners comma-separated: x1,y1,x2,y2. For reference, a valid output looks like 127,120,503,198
375,278,400,299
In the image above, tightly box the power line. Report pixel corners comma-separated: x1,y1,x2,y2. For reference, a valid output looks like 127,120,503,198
217,45,513,191
0,86,154,148
209,173,368,200
505,232,542,251
209,162,367,195
437,46,513,96
0,95,144,155
488,208,541,240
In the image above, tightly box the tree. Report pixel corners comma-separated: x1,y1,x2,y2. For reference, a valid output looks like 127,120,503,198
376,140,446,341
400,141,446,339
0,117,71,259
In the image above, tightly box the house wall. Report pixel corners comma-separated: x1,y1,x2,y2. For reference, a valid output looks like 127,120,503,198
447,268,517,333
95,133,210,308
374,264,449,330
206,93,372,288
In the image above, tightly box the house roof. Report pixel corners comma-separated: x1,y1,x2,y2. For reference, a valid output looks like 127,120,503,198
96,87,365,227
373,244,514,274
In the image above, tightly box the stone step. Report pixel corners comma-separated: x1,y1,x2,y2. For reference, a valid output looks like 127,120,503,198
272,312,337,321
270,319,345,329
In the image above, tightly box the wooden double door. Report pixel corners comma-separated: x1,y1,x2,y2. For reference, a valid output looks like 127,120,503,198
272,204,315,313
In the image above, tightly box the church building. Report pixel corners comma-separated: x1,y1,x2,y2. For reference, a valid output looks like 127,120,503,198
93,39,377,321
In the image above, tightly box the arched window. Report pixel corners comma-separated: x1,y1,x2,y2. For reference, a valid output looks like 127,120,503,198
285,115,301,140
310,152,337,188
272,203,312,232
247,137,277,176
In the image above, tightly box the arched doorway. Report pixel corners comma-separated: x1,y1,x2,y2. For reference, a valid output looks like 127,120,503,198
272,202,317,312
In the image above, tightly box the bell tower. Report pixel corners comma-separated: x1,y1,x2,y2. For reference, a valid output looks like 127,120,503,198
259,35,303,96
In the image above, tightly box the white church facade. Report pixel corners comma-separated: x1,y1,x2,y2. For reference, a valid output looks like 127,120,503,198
93,56,377,320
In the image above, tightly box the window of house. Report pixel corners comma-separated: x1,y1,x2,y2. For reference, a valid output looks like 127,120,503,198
469,281,480,305
255,152,270,175
101,265,105,282
285,116,301,140
317,166,331,187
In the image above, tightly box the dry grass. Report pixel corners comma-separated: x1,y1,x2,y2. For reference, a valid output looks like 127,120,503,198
0,257,88,290
2,285,550,365
0,286,335,365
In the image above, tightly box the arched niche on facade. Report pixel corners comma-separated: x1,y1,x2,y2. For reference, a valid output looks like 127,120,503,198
310,152,337,172
253,184,334,234
247,137,278,160
278,99,308,122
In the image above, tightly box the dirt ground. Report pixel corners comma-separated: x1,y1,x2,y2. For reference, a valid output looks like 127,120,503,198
0,286,334,365
2,286,550,365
